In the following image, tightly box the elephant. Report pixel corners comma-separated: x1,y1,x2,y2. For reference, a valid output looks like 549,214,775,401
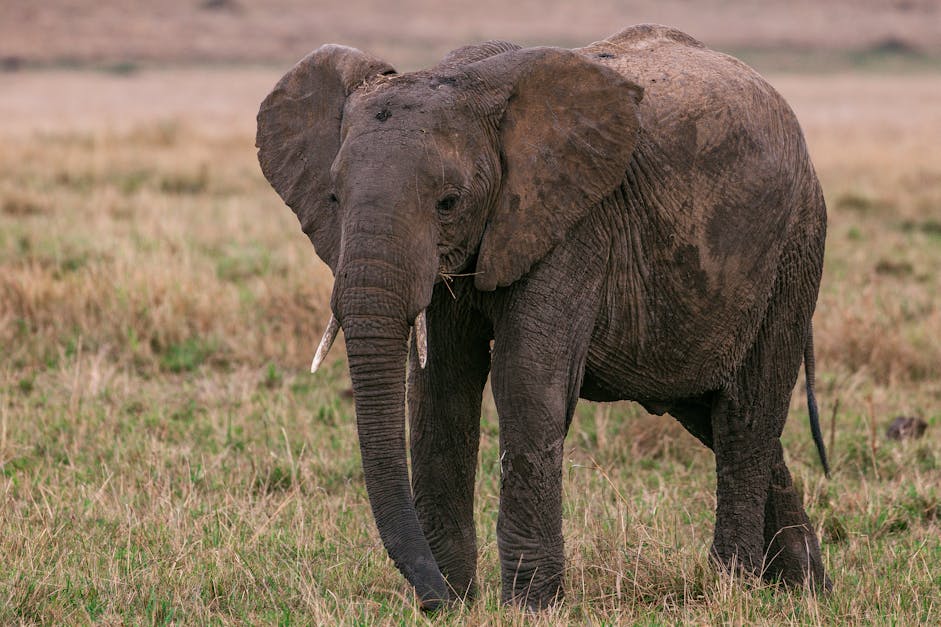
256,24,830,610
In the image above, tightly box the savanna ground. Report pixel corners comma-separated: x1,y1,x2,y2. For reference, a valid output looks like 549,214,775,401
2,2,941,624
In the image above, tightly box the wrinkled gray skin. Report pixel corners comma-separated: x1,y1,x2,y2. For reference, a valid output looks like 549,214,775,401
257,25,829,610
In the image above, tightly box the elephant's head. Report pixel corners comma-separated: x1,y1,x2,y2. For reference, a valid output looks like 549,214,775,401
256,42,642,608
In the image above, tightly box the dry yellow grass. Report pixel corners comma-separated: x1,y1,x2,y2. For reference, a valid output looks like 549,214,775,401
1,60,940,623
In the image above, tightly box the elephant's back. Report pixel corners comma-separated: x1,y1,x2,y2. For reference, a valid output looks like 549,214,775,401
577,23,774,102
579,23,708,56
576,24,801,170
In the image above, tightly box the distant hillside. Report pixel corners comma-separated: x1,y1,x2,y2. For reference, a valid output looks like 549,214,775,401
2,0,940,71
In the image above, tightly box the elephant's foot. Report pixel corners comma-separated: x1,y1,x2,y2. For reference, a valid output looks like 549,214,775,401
437,560,477,604
710,530,765,581
762,462,830,592
500,554,564,610
414,506,479,604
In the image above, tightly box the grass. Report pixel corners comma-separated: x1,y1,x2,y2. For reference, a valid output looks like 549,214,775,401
2,70,941,623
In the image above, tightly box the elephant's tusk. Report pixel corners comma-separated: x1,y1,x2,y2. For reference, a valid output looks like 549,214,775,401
414,310,428,369
311,314,340,373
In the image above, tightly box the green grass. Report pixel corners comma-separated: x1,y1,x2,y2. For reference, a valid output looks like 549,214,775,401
159,337,217,373
1,363,939,623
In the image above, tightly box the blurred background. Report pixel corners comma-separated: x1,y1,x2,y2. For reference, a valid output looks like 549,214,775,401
1,1,939,623
3,1,941,132
3,0,939,374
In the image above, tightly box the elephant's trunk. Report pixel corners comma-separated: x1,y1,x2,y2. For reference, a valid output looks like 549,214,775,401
332,251,444,609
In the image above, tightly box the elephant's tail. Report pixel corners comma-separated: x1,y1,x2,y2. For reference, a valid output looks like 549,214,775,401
805,322,830,477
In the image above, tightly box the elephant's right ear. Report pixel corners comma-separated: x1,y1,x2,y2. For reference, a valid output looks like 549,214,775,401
256,45,395,271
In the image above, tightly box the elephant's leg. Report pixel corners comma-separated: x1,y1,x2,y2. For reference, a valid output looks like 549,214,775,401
681,391,825,588
762,440,830,590
488,281,600,607
709,385,776,576
408,290,492,601
481,214,604,608
490,333,584,609
711,243,827,589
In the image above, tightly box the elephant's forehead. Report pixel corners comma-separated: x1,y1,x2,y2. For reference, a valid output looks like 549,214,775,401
344,75,468,133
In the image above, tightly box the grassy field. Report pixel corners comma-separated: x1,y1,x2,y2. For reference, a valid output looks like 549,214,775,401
2,57,941,625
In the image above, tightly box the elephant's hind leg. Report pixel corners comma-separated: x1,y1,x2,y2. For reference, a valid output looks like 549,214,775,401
710,385,774,576
762,440,830,591
408,287,492,601
710,239,827,590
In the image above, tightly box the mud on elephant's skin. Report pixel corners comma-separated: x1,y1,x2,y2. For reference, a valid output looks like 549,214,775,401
257,24,831,610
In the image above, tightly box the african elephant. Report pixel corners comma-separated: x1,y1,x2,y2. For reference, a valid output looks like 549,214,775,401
256,24,830,610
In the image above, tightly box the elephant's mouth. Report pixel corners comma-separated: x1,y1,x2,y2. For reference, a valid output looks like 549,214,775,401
436,250,480,287
309,311,428,373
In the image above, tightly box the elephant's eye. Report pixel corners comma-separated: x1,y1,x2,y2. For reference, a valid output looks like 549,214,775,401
328,193,339,204
436,193,459,214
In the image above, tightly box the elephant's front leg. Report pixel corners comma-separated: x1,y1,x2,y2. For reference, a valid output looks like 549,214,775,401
489,294,596,608
491,391,568,609
408,292,491,601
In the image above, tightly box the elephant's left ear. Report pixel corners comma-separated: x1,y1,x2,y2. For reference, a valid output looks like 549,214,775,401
469,47,643,291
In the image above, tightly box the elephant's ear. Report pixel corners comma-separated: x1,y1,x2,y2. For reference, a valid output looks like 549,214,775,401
469,47,643,291
256,45,395,271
